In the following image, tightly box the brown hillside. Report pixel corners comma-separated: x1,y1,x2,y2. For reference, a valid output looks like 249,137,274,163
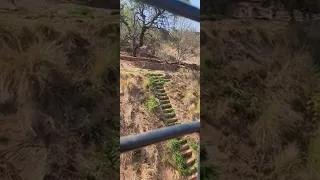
201,19,320,179
0,3,119,180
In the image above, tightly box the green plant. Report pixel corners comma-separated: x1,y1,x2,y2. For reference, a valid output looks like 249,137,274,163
187,139,198,152
162,143,176,165
166,121,181,126
161,104,172,109
146,96,158,112
148,75,164,90
169,139,192,176
164,109,174,113
157,81,165,85
166,112,176,118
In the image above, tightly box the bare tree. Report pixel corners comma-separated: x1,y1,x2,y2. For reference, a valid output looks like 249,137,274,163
170,17,199,63
120,0,190,57
121,0,171,56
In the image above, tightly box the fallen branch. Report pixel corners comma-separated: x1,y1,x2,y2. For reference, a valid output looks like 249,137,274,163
120,55,164,63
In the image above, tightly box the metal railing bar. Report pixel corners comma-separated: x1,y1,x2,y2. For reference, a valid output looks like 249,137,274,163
135,0,200,22
120,120,200,153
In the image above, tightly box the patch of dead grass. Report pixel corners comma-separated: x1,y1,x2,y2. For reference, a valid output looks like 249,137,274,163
0,9,119,179
201,19,320,179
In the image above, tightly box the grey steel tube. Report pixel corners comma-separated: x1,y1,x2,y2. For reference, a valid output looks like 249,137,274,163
120,120,200,153
135,0,200,22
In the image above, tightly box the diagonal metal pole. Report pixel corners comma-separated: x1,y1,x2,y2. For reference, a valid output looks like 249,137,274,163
120,120,200,153
135,0,200,22
122,1,200,179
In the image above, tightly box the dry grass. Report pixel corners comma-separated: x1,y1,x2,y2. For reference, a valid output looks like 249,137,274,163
0,4,119,180
272,143,303,179
120,71,200,180
201,19,320,180
120,74,135,94
158,44,200,65
120,72,167,180
166,72,200,123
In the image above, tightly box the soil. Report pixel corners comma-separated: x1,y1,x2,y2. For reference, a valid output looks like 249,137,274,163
120,72,175,180
200,19,320,179
0,1,120,180
120,70,200,180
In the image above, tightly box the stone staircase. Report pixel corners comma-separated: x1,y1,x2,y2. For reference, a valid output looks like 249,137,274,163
148,73,198,180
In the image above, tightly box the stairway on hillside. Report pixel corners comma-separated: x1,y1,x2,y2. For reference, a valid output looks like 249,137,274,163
149,73,198,180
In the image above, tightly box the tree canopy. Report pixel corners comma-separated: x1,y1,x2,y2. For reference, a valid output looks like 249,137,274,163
120,0,190,56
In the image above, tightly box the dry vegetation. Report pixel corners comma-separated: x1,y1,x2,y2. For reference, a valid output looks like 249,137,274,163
120,71,200,180
120,0,199,64
166,73,200,124
120,72,167,180
0,2,119,180
120,1,200,179
201,19,320,179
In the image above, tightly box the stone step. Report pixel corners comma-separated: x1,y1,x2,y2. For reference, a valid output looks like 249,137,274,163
165,113,175,118
179,139,187,145
158,96,169,100
157,93,167,97
163,109,174,113
161,104,172,109
186,158,196,166
167,122,180,126
149,74,163,77
181,144,190,151
157,89,165,93
155,86,164,90
159,99,170,104
188,174,197,180
151,76,160,79
189,166,197,174
182,149,193,158
166,118,178,123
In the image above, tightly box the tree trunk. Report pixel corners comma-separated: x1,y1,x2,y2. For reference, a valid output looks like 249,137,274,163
132,42,137,57
132,27,147,57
